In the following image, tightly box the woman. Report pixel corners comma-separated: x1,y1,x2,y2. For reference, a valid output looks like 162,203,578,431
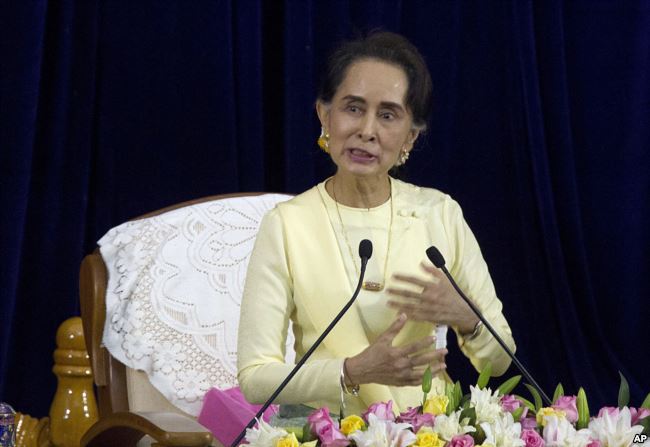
237,32,515,416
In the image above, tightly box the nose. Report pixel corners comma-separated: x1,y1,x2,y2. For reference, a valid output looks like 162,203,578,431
358,114,377,142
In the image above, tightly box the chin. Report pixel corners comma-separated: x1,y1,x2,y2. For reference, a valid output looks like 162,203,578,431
339,165,389,178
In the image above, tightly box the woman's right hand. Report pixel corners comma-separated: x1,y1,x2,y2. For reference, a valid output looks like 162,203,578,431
344,314,447,387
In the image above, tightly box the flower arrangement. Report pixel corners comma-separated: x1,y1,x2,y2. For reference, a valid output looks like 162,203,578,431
241,365,650,447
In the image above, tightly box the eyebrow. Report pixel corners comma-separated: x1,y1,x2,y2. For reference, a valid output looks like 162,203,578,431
342,95,405,112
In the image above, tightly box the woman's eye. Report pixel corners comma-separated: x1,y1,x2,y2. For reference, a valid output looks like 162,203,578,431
347,105,361,113
380,112,395,120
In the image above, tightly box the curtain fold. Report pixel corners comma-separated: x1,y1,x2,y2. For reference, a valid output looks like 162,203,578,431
511,0,610,402
1,0,648,416
0,0,45,393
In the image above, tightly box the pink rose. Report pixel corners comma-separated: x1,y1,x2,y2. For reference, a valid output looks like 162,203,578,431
318,424,350,447
449,434,475,447
597,406,620,419
586,440,602,447
500,395,522,413
630,407,650,426
307,407,349,447
308,407,335,434
397,407,435,433
363,400,395,422
552,396,578,423
397,406,420,421
412,413,435,432
521,417,538,430
521,429,545,447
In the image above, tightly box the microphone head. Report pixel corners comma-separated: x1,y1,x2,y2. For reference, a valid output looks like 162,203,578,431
426,246,446,268
359,239,373,260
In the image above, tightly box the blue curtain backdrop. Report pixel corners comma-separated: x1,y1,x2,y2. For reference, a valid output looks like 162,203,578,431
1,0,648,417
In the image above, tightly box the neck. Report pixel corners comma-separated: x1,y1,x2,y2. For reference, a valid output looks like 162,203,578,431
328,172,391,208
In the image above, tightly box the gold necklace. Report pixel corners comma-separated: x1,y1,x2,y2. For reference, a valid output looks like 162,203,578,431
331,178,393,292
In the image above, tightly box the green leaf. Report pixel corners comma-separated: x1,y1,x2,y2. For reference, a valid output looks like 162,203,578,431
511,406,525,421
514,395,536,412
445,382,454,400
444,381,463,415
497,375,521,396
472,425,486,445
460,406,477,426
525,384,543,412
639,416,650,436
477,362,492,389
618,371,630,408
285,426,304,441
552,383,564,404
445,400,454,416
641,392,650,409
577,387,590,430
422,366,433,406
460,394,471,409
422,366,433,394
301,422,315,442
445,382,456,416
454,381,463,410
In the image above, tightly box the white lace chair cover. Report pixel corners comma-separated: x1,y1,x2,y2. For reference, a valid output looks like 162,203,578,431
100,194,294,416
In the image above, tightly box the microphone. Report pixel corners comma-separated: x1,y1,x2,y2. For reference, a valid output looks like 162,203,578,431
230,239,373,447
359,238,372,260
425,246,552,406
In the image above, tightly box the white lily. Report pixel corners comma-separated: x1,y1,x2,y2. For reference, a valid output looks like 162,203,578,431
350,413,416,447
470,385,505,424
480,412,525,447
244,418,288,447
588,407,644,447
543,414,585,447
433,410,476,441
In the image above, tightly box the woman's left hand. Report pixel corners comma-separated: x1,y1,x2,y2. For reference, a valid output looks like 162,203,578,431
387,263,479,334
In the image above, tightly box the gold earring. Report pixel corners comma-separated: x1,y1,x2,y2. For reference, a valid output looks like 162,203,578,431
395,149,410,166
317,127,330,153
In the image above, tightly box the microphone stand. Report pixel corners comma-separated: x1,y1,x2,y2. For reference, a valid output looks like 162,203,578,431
426,246,552,407
230,251,370,446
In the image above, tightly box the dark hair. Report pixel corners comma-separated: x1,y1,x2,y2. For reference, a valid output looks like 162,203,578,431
318,31,433,129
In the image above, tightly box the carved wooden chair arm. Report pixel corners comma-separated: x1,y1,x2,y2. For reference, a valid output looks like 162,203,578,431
81,411,216,447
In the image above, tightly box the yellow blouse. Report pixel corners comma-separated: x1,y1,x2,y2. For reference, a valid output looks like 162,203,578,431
237,178,515,415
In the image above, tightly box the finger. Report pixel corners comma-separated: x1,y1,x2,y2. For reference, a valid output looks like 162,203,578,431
395,359,423,379
424,361,447,377
387,303,441,324
387,300,425,315
387,288,423,300
411,360,447,377
397,335,436,356
378,313,408,342
405,363,447,385
409,350,447,367
409,348,448,367
411,352,445,369
392,274,430,289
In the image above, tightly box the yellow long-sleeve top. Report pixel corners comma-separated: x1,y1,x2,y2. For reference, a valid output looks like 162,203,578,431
237,178,515,415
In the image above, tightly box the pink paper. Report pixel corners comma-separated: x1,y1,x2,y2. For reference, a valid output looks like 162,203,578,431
198,387,279,446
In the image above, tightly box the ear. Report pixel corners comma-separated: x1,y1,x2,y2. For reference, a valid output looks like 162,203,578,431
404,128,421,152
315,100,331,130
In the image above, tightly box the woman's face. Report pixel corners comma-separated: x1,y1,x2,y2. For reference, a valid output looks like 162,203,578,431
317,59,419,179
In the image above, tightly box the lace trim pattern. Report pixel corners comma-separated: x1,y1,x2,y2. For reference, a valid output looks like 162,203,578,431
100,194,294,415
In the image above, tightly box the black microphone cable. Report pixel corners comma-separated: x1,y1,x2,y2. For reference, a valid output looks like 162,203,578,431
230,239,373,447
426,246,552,406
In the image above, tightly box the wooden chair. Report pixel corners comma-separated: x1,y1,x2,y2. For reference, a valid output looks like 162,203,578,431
14,316,97,447
77,192,292,447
